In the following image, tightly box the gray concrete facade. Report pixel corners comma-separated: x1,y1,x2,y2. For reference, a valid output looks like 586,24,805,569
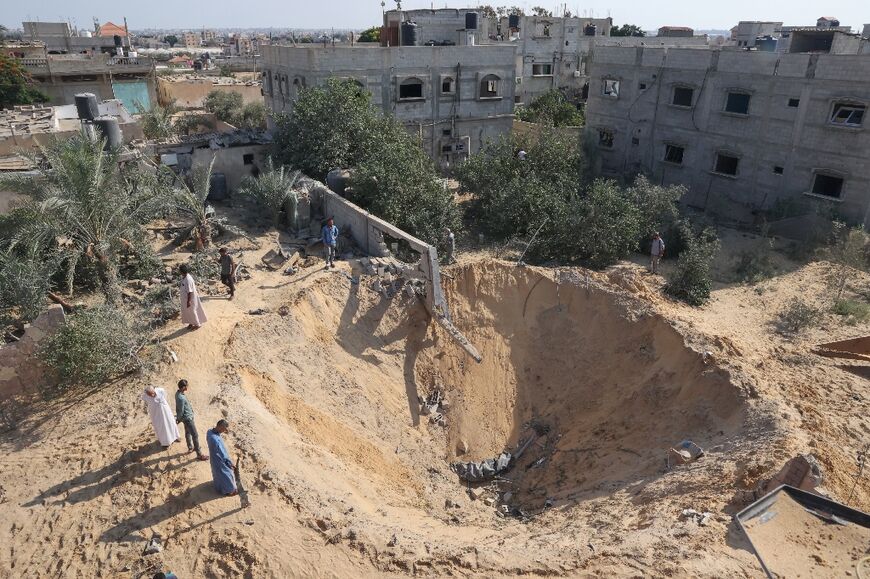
585,46,870,225
260,44,515,166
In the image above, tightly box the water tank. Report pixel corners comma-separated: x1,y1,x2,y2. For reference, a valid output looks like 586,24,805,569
508,14,520,29
465,12,478,30
81,30,92,38
113,34,123,47
74,93,100,120
584,24,597,36
401,21,418,46
93,116,123,150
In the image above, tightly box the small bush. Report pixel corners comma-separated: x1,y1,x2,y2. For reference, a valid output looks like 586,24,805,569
832,299,870,325
776,298,822,334
187,250,220,282
0,250,57,325
144,284,179,325
733,247,776,283
666,226,720,306
39,306,143,389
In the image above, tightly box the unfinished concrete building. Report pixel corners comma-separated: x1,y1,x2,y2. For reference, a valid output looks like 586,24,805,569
260,44,515,166
22,21,130,55
585,45,870,224
382,9,612,104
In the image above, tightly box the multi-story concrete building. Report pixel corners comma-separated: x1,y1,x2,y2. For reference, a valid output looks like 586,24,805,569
182,32,201,49
381,9,613,104
585,45,870,224
260,44,515,166
12,43,156,108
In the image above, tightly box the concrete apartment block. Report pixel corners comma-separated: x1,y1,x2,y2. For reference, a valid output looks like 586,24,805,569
260,44,516,167
585,46,870,225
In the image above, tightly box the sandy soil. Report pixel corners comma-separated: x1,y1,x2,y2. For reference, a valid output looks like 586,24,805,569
0,223,868,578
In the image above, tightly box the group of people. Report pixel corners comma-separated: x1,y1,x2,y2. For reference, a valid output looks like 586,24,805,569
142,381,238,497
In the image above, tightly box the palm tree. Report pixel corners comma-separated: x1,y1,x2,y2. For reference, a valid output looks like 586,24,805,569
237,157,301,227
0,133,169,301
169,156,242,251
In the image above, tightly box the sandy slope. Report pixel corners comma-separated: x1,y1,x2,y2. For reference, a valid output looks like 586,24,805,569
0,228,868,578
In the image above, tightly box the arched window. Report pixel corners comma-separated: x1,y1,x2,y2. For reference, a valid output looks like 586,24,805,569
479,74,500,98
399,77,424,100
441,76,455,94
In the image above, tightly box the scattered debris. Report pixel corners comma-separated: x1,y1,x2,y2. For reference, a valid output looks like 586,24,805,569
278,306,290,317
483,497,496,507
456,440,469,456
387,534,398,547
453,452,512,483
467,487,485,501
667,440,704,468
762,454,823,495
681,508,713,526
142,535,162,555
248,308,268,316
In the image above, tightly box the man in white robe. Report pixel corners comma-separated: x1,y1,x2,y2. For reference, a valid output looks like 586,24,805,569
179,264,208,330
143,385,180,448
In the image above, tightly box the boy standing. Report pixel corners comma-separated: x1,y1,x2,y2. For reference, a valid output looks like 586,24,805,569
176,379,208,461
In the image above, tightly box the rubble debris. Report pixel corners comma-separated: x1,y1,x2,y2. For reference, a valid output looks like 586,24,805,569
681,508,713,526
456,440,469,456
762,454,823,495
667,440,704,468
248,308,268,315
387,534,398,547
483,497,496,507
468,488,485,500
452,452,512,483
142,535,163,555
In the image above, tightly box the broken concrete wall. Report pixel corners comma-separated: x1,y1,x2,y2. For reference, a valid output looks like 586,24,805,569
0,304,65,398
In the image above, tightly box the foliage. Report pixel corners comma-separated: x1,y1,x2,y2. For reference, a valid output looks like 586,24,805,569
0,134,170,300
173,112,215,135
350,117,458,244
610,24,646,37
143,284,179,326
832,299,870,325
169,157,220,251
203,90,244,123
531,6,552,16
733,231,778,284
0,53,48,109
358,27,381,43
186,249,220,281
39,305,144,389
776,298,822,335
164,34,178,47
0,248,57,326
218,64,234,77
823,222,870,302
238,157,300,226
477,5,496,18
235,101,267,130
515,90,583,127
273,78,376,180
136,100,178,139
665,225,720,306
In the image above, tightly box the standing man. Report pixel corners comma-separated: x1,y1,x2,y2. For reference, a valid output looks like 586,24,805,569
444,228,456,264
142,386,179,449
321,217,338,270
175,379,208,461
650,232,665,274
206,419,238,496
179,264,207,330
218,247,236,300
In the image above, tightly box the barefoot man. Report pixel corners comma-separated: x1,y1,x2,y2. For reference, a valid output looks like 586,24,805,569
142,385,179,449
179,264,207,330
206,419,238,496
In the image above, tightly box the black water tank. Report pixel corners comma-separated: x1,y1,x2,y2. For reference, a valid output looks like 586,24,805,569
465,12,478,30
584,24,597,36
74,93,100,120
93,116,123,150
508,14,520,29
113,34,123,47
401,21,418,46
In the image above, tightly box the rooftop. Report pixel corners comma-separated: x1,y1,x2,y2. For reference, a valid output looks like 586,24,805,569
0,100,135,138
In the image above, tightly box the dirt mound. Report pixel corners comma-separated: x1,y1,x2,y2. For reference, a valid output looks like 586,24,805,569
420,261,748,508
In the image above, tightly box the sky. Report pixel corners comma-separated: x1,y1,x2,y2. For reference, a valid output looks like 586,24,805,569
5,0,868,32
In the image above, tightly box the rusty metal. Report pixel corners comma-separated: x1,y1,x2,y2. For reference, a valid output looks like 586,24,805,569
813,335,870,362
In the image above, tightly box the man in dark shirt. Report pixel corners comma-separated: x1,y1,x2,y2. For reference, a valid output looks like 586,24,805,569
176,379,208,461
218,247,236,299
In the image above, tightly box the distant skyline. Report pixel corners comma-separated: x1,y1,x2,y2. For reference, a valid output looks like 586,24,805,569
5,0,868,32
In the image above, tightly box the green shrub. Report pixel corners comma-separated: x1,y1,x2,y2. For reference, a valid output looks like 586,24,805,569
776,298,822,334
515,89,584,127
0,249,57,325
666,226,720,306
186,250,220,282
832,299,870,325
39,306,143,388
144,284,179,325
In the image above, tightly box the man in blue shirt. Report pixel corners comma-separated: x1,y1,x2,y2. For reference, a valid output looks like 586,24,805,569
321,217,338,269
206,419,238,496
